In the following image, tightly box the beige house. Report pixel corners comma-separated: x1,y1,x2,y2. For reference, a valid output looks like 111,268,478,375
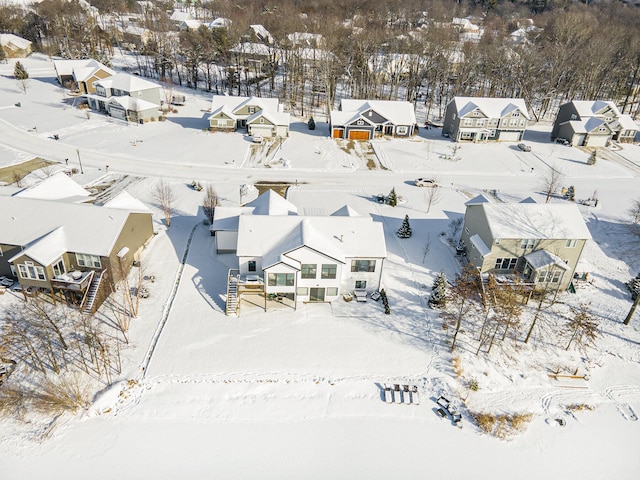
87,72,162,122
443,97,529,142
53,59,115,93
0,34,32,58
208,96,290,138
460,195,591,291
0,193,154,313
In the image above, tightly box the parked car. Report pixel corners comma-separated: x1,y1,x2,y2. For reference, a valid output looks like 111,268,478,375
415,178,438,187
517,143,531,152
556,138,570,146
252,134,263,144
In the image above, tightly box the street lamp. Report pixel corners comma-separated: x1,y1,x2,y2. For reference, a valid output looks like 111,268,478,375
76,148,84,174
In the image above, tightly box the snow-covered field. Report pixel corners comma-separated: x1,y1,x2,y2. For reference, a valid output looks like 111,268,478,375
1,54,640,479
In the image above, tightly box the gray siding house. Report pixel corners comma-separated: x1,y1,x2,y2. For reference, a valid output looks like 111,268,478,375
442,97,529,142
208,96,290,138
551,100,638,147
330,99,417,140
460,195,591,291
86,73,162,122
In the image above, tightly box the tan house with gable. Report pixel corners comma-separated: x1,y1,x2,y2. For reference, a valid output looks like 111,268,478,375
208,95,290,137
0,34,32,58
443,97,530,142
460,195,591,291
0,193,154,313
53,59,115,93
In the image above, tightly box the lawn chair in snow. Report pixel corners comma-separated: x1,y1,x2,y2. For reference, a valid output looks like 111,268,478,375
436,396,450,409
411,385,419,405
436,408,447,418
403,385,412,404
452,413,462,424
384,384,393,403
394,384,402,403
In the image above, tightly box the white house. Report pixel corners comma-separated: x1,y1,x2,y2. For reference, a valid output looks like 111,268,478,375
214,190,387,314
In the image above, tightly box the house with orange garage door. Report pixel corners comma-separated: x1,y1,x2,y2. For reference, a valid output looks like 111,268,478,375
329,99,417,140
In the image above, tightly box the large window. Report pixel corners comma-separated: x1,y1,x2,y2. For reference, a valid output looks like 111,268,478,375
520,239,535,249
351,260,376,273
52,258,65,277
268,273,295,286
494,258,518,270
321,264,337,279
18,261,46,281
355,280,367,289
463,118,473,126
248,260,257,272
538,270,563,283
565,239,577,248
301,264,317,279
76,253,101,268
327,287,338,296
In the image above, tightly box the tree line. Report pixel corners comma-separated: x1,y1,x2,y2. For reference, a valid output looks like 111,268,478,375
1,0,639,119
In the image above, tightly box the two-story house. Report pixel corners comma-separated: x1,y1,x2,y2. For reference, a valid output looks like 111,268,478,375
0,194,154,313
442,97,530,142
86,73,162,123
53,59,115,94
208,95,290,138
213,190,386,315
551,100,638,146
460,195,591,291
330,99,417,140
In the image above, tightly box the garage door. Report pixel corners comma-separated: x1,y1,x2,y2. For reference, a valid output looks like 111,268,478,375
498,131,521,142
250,125,272,138
109,106,127,121
348,130,370,140
332,128,344,139
586,135,608,147
572,134,586,146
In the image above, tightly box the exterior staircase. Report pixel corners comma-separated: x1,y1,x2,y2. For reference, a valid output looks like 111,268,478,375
226,269,239,316
82,270,105,314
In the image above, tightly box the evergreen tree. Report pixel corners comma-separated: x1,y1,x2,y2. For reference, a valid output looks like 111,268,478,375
627,272,640,300
14,61,28,80
588,150,597,165
307,116,315,130
566,185,575,201
396,214,412,238
429,272,447,308
387,187,397,207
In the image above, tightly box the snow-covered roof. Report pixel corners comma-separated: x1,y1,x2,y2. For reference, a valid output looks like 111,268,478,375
250,24,274,43
53,59,109,77
170,11,194,22
236,215,387,263
102,191,151,213
13,172,92,203
524,250,569,271
247,110,290,127
464,194,492,206
10,226,68,266
571,100,621,118
286,32,323,46
245,189,298,215
583,117,607,133
209,17,232,28
211,206,254,231
96,73,161,94
339,99,417,126
210,95,281,116
469,234,490,258
230,42,273,56
452,97,530,120
480,203,592,240
0,196,144,260
616,114,638,131
181,19,202,30
73,64,116,82
331,205,362,217
108,95,160,112
0,33,32,50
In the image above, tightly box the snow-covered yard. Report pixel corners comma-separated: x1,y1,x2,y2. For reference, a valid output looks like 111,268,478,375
1,54,640,479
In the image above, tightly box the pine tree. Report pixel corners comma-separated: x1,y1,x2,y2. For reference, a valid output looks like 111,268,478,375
429,271,447,308
627,272,640,300
587,150,597,165
14,61,28,80
566,185,575,201
307,116,315,130
387,187,397,207
396,214,412,238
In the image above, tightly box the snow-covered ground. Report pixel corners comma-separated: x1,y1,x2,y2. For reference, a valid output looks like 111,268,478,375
1,54,640,479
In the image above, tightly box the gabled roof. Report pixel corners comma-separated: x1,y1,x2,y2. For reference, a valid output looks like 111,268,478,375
0,197,144,260
470,234,490,257
13,172,92,203
478,203,592,240
209,95,280,116
96,72,161,94
245,189,298,215
0,33,32,50
102,191,151,213
331,205,362,216
108,95,160,111
464,194,492,206
53,59,109,78
170,11,194,22
570,100,621,118
451,97,530,120
583,117,609,133
246,110,290,127
209,104,238,120
230,42,273,56
250,24,274,43
339,99,417,125
10,226,67,266
524,250,570,271
616,114,638,131
73,64,116,82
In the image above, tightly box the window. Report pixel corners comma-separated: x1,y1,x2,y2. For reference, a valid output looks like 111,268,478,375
489,130,496,137
538,270,563,283
18,261,46,281
396,126,408,135
356,120,364,126
489,119,498,126
321,264,337,279
465,227,470,235
512,112,520,117
520,239,535,249
598,127,607,132
351,260,376,272
605,116,612,122
301,264,317,279
494,238,501,245
565,239,577,248
52,258,65,277
297,287,308,295
473,111,480,116
248,260,257,272
268,273,295,286
355,280,367,289
570,114,577,120
248,106,256,114
326,287,338,296
453,114,457,120
217,119,228,127
476,119,485,127
510,118,518,126
463,118,473,126
494,258,517,270
519,119,525,127
259,117,264,123
76,253,101,268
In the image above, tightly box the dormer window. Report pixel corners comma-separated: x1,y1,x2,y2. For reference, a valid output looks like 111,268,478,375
605,116,612,122
248,106,256,114
356,120,364,126
598,127,607,132
473,111,479,116
512,112,520,117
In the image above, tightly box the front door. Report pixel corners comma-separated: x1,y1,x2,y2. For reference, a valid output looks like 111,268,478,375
309,287,325,302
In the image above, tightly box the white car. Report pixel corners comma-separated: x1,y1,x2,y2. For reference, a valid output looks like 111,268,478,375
414,178,438,187
252,134,263,144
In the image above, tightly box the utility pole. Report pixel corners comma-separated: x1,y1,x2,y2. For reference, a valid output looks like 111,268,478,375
623,294,640,326
76,148,84,174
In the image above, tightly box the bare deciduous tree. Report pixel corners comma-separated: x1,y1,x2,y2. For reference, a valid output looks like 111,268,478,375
152,179,175,227
446,264,481,351
202,183,219,224
424,183,441,214
565,303,600,351
541,165,564,203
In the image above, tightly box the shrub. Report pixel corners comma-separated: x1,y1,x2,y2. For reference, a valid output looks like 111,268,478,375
380,288,391,314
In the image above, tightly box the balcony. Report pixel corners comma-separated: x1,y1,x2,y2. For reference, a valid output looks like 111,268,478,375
50,270,94,292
